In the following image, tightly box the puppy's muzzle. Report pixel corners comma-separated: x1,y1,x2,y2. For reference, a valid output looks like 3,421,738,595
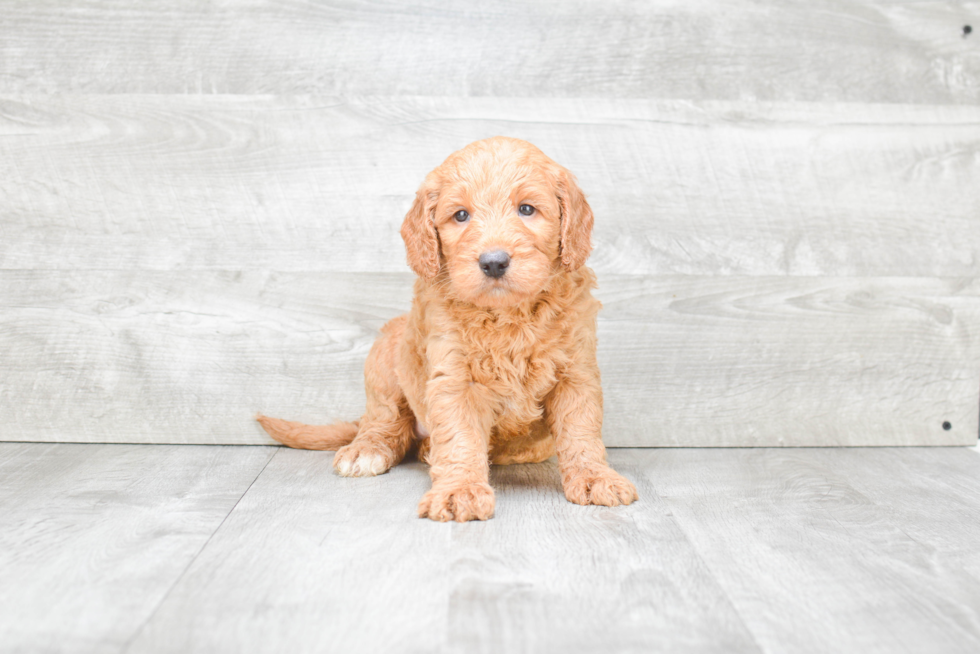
479,250,511,278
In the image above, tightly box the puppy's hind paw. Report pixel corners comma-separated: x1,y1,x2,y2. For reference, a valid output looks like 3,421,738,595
563,468,638,507
333,441,395,477
418,482,495,522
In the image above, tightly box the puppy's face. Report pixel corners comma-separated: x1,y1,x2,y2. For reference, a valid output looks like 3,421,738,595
433,148,562,308
401,137,593,308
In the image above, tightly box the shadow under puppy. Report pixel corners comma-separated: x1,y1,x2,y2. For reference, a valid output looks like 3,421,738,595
258,136,638,522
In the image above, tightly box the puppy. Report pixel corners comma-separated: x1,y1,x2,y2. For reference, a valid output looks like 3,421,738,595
258,137,638,522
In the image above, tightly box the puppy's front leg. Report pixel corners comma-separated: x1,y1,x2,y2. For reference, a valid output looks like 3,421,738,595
417,376,496,522
546,370,638,507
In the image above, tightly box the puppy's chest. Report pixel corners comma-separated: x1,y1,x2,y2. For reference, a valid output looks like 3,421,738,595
461,323,569,415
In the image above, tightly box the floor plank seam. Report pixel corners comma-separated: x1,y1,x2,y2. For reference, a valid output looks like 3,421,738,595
117,446,281,654
652,487,768,654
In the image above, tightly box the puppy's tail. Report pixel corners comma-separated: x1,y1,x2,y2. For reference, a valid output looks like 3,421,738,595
256,414,359,451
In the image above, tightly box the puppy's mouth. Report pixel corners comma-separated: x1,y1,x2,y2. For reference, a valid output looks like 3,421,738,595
477,280,513,298
472,276,536,306
484,278,512,293
448,252,552,307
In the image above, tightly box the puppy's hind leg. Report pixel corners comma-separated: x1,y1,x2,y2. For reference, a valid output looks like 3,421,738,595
333,316,416,477
334,401,414,477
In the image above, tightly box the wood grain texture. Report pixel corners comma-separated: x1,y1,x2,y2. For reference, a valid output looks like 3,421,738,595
2,95,978,276
0,442,275,654
123,451,454,653
2,3,978,449
125,449,759,654
633,447,980,653
0,1,977,103
6,444,980,653
2,271,976,446
805,447,980,579
600,275,980,446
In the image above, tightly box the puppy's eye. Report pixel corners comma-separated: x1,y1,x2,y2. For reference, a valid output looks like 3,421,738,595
453,210,470,223
518,204,536,216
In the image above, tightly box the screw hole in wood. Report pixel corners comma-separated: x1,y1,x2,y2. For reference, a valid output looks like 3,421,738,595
965,25,973,36
942,421,952,431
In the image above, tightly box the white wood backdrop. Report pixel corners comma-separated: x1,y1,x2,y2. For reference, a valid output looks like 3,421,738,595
1,1,978,446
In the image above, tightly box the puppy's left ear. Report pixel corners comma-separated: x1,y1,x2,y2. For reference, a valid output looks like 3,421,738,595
400,175,441,280
556,166,594,271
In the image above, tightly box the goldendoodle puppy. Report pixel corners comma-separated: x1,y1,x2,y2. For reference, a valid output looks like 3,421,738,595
258,136,638,521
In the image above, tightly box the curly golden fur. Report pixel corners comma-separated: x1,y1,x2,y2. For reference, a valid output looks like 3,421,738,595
258,137,638,521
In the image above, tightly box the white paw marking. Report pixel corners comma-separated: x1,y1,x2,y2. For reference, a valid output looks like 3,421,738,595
335,453,387,477
335,458,353,476
352,454,387,476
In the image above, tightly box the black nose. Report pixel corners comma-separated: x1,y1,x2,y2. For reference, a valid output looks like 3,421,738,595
479,250,511,278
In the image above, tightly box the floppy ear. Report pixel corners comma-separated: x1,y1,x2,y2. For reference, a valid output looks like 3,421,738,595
400,177,441,280
556,166,594,271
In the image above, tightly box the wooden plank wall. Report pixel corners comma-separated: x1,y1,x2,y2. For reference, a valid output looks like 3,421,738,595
1,1,978,446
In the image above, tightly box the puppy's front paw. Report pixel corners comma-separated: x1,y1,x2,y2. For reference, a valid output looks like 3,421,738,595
418,482,495,522
563,467,638,507
333,441,394,477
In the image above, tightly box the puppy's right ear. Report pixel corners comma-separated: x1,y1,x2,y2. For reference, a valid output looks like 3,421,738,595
400,177,441,280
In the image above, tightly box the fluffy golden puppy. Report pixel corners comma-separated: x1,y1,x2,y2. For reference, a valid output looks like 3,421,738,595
258,137,638,522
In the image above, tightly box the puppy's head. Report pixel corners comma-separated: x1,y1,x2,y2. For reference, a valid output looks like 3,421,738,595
400,137,593,308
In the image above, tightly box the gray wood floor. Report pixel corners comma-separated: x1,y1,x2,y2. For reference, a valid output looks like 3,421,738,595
3,442,980,654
